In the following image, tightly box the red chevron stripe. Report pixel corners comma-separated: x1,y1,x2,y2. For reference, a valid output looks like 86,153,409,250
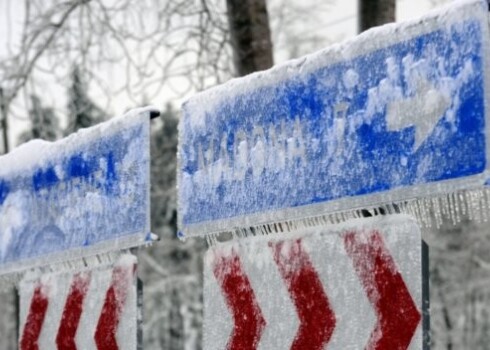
95,263,136,350
20,283,49,350
271,239,336,350
56,272,91,350
344,230,421,350
213,249,266,350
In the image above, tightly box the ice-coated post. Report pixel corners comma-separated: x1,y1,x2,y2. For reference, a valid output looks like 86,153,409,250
149,110,160,120
422,241,430,349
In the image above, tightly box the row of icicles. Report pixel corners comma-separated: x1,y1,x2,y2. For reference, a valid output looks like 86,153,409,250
205,188,490,246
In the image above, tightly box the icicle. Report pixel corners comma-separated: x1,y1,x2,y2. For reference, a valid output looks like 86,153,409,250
383,204,391,215
322,215,331,225
458,192,466,216
484,189,490,222
432,197,442,228
424,198,432,227
259,225,266,235
467,191,476,222
450,193,459,224
475,190,481,222
442,195,450,218
481,190,489,223
416,199,426,228
382,205,389,215
200,187,490,246
415,199,424,226
303,219,308,229
423,198,431,225
265,224,271,234
336,212,343,222
471,191,482,223
477,190,484,223
446,193,454,225
407,201,415,219
310,217,317,227
417,200,425,225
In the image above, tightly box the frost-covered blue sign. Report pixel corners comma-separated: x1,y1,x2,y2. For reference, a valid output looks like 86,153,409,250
0,108,151,274
179,0,490,236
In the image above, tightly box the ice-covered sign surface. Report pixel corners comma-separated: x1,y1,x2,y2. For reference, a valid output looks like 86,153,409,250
0,108,150,274
19,254,139,350
204,215,426,349
179,0,490,236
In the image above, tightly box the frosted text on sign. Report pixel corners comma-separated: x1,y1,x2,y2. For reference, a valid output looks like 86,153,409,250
197,82,450,181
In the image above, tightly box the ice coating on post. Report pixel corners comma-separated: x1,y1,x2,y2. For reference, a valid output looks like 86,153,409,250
204,215,425,349
0,107,153,276
178,0,490,237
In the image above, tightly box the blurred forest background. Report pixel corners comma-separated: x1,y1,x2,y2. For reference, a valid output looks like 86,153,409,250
0,0,489,349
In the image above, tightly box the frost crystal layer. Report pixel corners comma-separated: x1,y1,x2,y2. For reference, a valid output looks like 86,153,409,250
0,108,151,274
179,0,490,236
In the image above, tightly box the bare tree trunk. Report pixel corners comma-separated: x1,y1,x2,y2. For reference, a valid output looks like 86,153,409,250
358,0,396,32
0,88,8,154
226,0,274,76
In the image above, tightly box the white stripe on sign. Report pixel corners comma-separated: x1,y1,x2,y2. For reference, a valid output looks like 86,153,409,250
306,234,375,349
38,272,71,350
19,254,138,350
204,215,425,350
382,224,425,350
76,268,112,349
204,253,233,349
242,244,298,350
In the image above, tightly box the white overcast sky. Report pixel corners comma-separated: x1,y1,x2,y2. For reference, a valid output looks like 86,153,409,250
0,0,451,146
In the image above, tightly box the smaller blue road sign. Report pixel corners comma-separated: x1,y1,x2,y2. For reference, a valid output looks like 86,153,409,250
0,108,152,275
178,0,490,236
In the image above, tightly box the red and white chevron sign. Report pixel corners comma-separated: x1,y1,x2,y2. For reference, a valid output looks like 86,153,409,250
19,255,138,350
204,215,426,350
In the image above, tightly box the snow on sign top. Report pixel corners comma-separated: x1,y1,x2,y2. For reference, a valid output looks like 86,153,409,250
0,107,153,276
178,0,490,237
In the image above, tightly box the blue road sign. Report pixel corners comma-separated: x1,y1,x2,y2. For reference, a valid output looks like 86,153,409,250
179,0,490,236
0,108,151,274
